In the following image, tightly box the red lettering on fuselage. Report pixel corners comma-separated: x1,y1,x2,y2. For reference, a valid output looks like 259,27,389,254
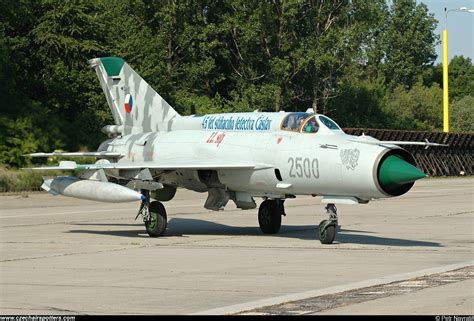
206,132,226,147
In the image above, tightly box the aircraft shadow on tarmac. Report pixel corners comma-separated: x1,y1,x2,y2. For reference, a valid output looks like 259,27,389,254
69,217,441,247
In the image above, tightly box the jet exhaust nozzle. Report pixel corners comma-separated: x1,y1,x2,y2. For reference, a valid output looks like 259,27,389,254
42,176,145,203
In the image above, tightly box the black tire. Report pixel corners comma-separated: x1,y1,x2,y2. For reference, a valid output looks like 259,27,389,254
258,200,282,234
145,201,167,237
318,219,335,244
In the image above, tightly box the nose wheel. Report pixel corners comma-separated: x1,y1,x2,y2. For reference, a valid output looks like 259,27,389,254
137,190,167,237
145,201,167,237
318,204,338,244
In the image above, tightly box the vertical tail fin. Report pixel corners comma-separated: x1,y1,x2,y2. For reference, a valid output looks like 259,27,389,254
89,57,180,135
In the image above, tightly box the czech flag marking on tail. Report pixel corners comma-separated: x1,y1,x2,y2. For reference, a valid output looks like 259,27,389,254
124,94,133,113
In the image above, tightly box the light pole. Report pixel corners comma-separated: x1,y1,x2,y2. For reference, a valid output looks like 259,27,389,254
443,7,474,133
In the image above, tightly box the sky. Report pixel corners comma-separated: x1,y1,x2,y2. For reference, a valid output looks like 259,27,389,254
418,0,474,63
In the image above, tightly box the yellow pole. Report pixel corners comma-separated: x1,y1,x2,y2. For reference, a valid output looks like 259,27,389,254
443,29,449,133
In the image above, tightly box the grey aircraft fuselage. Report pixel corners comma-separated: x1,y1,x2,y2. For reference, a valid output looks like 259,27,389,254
105,112,390,201
30,57,436,243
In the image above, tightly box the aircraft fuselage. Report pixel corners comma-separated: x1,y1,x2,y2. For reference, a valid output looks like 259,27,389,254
105,112,413,203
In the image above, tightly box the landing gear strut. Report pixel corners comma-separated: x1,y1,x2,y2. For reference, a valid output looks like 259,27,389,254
137,190,167,237
258,199,285,234
318,204,338,244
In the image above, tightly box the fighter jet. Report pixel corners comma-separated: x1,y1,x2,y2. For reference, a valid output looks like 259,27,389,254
27,57,444,244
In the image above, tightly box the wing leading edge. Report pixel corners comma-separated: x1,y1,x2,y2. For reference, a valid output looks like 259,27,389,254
28,152,124,158
350,139,448,149
26,159,270,171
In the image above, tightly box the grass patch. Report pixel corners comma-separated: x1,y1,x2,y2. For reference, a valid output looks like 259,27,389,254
0,156,93,193
0,166,69,193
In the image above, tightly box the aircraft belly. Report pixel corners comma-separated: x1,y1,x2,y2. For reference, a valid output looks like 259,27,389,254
218,168,275,192
159,170,208,193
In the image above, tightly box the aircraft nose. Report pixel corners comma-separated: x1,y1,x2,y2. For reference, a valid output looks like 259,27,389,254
378,155,427,189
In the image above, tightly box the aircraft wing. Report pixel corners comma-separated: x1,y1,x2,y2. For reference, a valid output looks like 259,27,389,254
28,152,124,158
26,159,270,171
351,139,448,149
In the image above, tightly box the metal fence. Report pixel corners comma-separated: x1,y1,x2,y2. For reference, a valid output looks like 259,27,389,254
344,128,473,176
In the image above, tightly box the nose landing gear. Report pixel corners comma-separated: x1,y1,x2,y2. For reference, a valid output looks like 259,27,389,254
137,190,167,237
318,204,338,244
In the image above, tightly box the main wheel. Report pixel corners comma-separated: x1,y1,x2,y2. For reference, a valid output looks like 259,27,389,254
258,200,282,234
318,219,335,244
145,201,167,237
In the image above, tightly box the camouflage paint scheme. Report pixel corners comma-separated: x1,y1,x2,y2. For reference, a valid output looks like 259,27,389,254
28,57,440,242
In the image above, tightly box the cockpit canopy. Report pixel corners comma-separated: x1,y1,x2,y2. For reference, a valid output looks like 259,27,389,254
280,112,341,133
280,112,309,131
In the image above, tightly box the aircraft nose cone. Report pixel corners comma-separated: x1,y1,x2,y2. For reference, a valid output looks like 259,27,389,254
378,155,427,188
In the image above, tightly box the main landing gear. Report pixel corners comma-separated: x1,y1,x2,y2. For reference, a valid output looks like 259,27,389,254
137,190,167,237
258,199,285,234
135,191,338,243
257,199,339,244
318,204,338,244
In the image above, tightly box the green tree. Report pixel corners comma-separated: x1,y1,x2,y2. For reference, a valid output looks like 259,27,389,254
384,82,442,130
432,56,474,101
0,0,65,167
451,95,474,132
0,0,452,168
447,56,474,101
30,0,110,149
372,0,438,89
0,27,18,116
219,1,388,114
329,77,388,128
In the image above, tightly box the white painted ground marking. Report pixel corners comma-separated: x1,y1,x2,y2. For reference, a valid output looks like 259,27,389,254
191,261,474,315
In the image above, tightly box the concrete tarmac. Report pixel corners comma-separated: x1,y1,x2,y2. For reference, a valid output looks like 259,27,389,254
0,177,472,315
316,279,474,315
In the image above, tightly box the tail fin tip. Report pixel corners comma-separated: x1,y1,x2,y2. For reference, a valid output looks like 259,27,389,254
89,56,181,134
89,57,125,77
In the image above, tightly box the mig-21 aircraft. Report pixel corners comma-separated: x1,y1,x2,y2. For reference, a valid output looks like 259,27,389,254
27,57,444,244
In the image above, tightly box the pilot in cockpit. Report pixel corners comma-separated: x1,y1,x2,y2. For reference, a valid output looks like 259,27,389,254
303,117,319,133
